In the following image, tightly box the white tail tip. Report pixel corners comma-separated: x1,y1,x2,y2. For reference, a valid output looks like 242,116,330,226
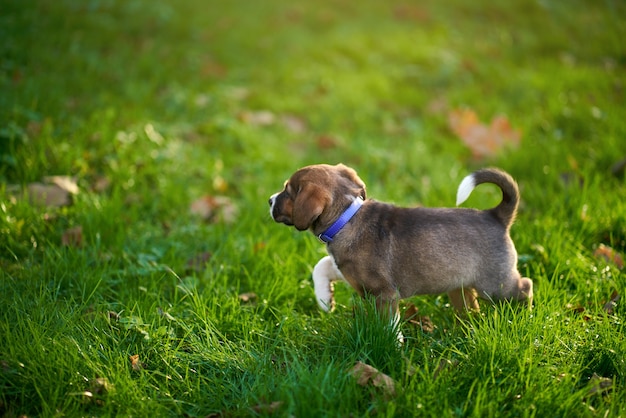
456,174,476,206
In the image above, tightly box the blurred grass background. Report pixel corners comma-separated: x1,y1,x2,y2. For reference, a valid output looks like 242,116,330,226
1,0,625,416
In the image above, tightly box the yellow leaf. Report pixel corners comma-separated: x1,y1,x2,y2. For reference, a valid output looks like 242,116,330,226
129,354,145,371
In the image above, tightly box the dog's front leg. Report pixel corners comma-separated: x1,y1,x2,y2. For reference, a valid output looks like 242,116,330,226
375,294,404,344
312,255,345,312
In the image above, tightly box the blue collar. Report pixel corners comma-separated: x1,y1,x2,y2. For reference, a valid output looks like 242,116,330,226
318,197,364,243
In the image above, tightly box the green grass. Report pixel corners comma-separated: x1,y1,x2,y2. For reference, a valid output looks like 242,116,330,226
1,0,625,416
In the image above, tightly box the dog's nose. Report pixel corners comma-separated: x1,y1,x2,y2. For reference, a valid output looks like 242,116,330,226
268,193,277,207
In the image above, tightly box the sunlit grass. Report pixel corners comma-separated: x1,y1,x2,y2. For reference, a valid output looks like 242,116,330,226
1,0,625,416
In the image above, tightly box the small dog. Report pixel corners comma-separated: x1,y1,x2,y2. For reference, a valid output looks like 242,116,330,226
269,164,533,326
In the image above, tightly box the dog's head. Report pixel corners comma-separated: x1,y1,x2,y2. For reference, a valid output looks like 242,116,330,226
269,163,366,231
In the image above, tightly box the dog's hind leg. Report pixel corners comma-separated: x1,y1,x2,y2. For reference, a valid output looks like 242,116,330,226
448,287,480,312
509,276,533,309
312,255,345,312
480,273,534,310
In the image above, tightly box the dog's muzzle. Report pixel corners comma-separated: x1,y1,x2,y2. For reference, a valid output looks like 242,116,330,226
268,193,278,221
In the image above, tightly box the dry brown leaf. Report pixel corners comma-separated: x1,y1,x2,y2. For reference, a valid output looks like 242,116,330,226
189,196,238,223
185,251,213,272
24,176,79,207
89,377,113,396
27,184,71,207
281,114,307,134
611,157,626,178
129,354,145,371
92,176,112,193
202,59,228,78
239,110,275,126
316,135,339,150
586,373,613,397
350,361,396,398
433,358,459,380
603,290,620,314
393,4,430,22
107,311,120,321
238,292,258,303
448,108,520,159
251,401,283,414
403,303,435,333
426,95,449,115
62,226,83,247
565,303,586,314
593,244,624,269
566,303,592,321
45,176,79,195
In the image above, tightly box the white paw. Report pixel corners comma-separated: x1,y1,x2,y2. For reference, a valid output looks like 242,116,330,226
312,255,343,312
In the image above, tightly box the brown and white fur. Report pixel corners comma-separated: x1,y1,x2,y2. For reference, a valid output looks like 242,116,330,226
269,164,533,336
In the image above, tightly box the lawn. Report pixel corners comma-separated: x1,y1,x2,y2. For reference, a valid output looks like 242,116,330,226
1,0,625,416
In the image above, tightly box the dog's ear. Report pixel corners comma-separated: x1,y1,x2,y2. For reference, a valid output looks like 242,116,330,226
336,164,367,199
292,183,329,231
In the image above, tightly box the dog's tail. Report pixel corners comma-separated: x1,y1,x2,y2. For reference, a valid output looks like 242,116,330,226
456,168,520,228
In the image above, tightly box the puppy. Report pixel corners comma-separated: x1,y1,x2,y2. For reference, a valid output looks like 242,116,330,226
269,164,533,326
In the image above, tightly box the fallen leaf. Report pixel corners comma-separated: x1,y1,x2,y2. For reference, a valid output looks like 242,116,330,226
213,175,228,193
144,123,164,145
129,354,145,371
603,290,620,314
202,59,228,78
238,292,257,303
426,95,449,115
565,303,586,314
316,135,339,150
393,4,430,22
27,184,71,207
23,176,79,207
403,303,435,333
224,86,250,101
349,361,396,398
45,175,79,195
448,108,521,159
62,226,83,247
610,157,626,178
89,377,113,395
239,110,275,126
251,401,283,414
433,358,459,380
593,244,624,269
566,303,592,321
92,176,112,193
586,373,613,397
107,311,120,321
157,307,176,321
185,251,213,272
281,114,307,134
253,242,267,253
26,120,43,137
190,196,238,223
